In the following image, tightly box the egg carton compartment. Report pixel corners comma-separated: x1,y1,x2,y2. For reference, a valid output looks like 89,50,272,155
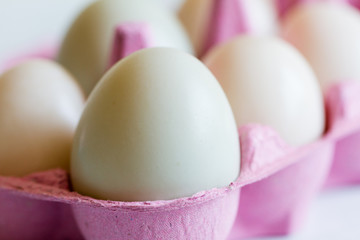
0,120,334,240
186,0,360,189
324,81,360,187
273,0,360,186
0,170,84,240
0,52,359,240
275,0,353,17
1,1,360,239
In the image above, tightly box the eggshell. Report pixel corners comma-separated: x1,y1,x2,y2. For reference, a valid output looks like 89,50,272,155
0,47,337,236
0,122,334,240
0,59,84,176
281,2,360,92
178,0,279,56
71,47,240,202
203,36,325,146
58,0,193,96
0,44,56,74
1,21,360,240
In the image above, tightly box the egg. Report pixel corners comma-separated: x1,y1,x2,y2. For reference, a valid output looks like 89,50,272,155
58,0,193,96
282,2,360,92
178,0,279,56
0,59,84,176
71,48,240,202
203,36,325,146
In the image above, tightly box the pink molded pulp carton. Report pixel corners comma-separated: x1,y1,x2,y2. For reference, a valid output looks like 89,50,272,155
1,0,360,239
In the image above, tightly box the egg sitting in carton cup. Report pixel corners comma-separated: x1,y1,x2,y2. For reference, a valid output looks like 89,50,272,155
1,0,360,239
280,0,360,187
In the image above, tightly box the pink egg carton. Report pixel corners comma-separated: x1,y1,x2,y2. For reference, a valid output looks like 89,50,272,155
1,1,360,239
0,75,357,239
275,0,356,17
0,44,56,75
325,81,360,187
0,123,334,240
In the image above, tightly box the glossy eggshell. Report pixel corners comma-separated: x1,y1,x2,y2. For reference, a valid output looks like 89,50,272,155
281,2,360,92
0,59,84,176
203,36,325,146
71,48,240,202
58,0,193,96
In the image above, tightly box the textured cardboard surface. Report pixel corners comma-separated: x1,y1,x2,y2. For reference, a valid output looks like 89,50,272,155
1,13,360,238
0,123,338,240
325,82,360,187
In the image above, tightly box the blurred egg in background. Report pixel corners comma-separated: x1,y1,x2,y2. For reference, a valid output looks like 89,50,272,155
282,1,360,92
203,36,324,146
57,0,193,96
0,59,84,176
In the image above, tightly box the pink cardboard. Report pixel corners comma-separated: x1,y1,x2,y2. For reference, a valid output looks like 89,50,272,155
108,22,154,69
0,169,241,240
0,170,84,240
348,0,360,9
0,44,56,74
0,33,360,239
276,0,348,17
229,130,333,239
72,188,239,240
325,81,360,187
0,123,334,240
201,0,250,57
70,125,332,240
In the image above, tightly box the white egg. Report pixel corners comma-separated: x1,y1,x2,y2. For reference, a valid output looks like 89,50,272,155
58,0,193,96
0,59,84,176
282,2,360,92
71,48,240,202
203,36,325,146
178,0,279,56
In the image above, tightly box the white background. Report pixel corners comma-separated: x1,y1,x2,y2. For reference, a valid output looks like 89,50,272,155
0,0,359,239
